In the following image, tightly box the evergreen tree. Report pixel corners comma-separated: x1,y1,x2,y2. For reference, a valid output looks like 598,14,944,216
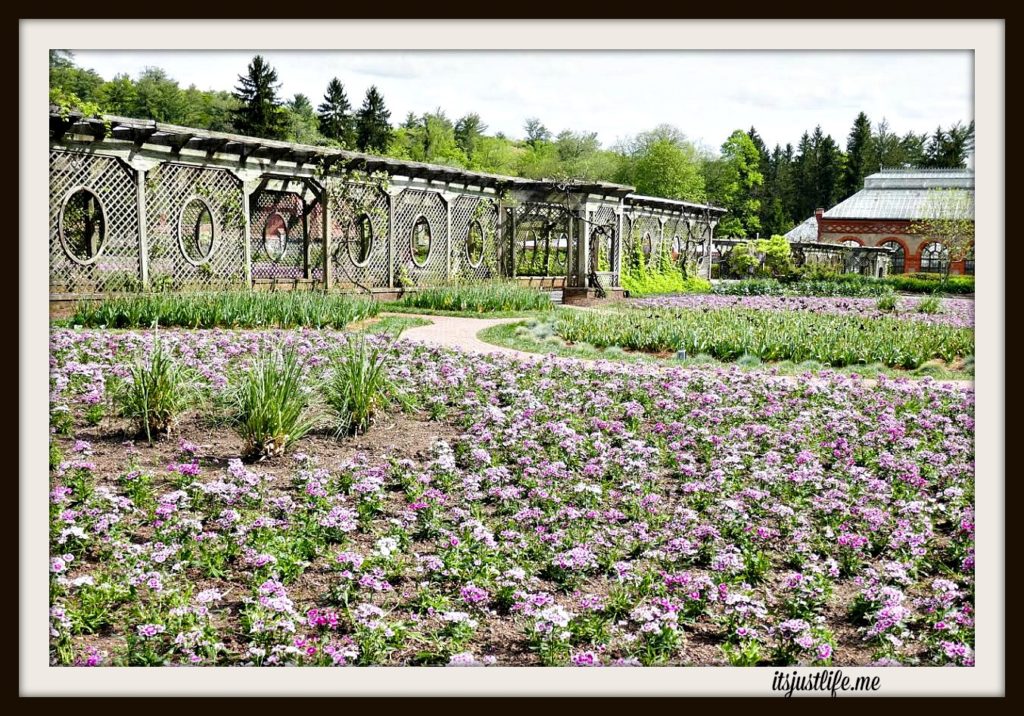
454,113,488,160
714,129,764,238
232,55,287,140
317,78,356,148
924,121,975,168
759,143,796,236
795,126,844,217
355,85,393,153
747,127,771,235
843,112,873,197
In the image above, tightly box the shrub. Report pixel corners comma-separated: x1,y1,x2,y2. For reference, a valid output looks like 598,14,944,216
115,333,196,443
714,274,974,297
229,346,315,459
325,336,406,436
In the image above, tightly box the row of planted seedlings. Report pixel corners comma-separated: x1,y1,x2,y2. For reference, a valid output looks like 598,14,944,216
69,291,381,330
553,306,974,369
50,327,974,667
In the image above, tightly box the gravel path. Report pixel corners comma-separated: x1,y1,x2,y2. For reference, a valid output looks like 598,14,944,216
392,314,545,362
390,312,974,390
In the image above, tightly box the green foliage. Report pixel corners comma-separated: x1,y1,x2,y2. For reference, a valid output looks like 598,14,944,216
318,78,356,148
284,93,323,145
844,112,874,196
356,85,393,153
723,236,796,279
229,346,315,459
398,281,553,313
114,332,196,444
875,293,898,312
616,125,706,201
621,228,711,297
325,336,407,436
711,130,764,237
910,188,975,285
916,295,943,314
70,291,380,330
554,307,973,369
715,273,974,297
232,55,287,140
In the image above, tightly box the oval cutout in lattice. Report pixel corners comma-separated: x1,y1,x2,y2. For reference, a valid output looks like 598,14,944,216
467,220,485,268
178,197,216,265
642,232,654,257
59,188,106,265
412,215,432,267
263,212,289,263
349,214,373,267
555,232,568,266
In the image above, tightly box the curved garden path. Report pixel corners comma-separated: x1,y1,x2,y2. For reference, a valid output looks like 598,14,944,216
390,312,974,390
394,314,545,362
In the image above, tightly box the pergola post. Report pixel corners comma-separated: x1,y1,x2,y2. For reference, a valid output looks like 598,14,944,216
387,192,395,289
706,218,717,280
579,205,591,282
444,192,453,281
321,184,332,291
614,202,625,287
510,206,517,278
241,180,259,289
135,167,149,290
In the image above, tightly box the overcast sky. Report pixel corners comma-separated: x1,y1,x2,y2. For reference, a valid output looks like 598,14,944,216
70,50,973,153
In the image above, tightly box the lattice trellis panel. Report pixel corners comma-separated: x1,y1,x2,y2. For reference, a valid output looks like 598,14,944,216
394,189,448,287
514,202,571,277
590,206,618,280
663,217,685,254
145,163,246,291
50,149,140,294
250,190,308,280
626,212,663,264
313,179,390,289
452,195,500,280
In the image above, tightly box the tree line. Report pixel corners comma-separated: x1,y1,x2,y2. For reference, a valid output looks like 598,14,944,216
51,51,974,238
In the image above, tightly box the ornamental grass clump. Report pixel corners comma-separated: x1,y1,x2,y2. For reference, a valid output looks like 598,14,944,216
229,346,315,459
917,295,943,314
115,332,196,444
324,336,407,436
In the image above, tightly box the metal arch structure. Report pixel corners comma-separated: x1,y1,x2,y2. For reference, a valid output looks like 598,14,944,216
48,112,727,300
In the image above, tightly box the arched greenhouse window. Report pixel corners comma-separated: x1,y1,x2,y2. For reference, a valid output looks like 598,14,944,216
919,242,950,274
879,240,905,274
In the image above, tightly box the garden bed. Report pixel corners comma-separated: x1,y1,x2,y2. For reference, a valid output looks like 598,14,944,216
49,328,974,667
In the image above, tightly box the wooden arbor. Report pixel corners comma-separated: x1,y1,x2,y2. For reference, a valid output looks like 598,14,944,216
49,111,726,300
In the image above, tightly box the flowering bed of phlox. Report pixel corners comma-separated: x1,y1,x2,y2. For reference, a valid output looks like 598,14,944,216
49,328,975,667
633,295,974,329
